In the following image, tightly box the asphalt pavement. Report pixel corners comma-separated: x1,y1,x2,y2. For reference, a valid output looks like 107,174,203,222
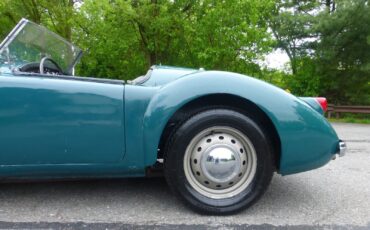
0,123,369,229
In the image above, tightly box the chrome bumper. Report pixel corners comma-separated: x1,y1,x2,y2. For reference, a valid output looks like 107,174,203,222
333,140,346,160
338,141,346,157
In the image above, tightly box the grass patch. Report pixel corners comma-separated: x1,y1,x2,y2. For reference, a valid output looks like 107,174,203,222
327,113,370,124
328,117,370,124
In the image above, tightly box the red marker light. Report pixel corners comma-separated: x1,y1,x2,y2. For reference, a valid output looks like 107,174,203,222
316,97,328,112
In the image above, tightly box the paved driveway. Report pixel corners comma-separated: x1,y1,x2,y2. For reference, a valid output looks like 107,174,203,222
0,123,369,229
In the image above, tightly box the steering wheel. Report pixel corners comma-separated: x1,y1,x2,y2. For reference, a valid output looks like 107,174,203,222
39,57,63,75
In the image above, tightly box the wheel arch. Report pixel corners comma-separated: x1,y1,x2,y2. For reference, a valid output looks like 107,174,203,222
157,94,281,170
142,71,286,169
142,70,339,175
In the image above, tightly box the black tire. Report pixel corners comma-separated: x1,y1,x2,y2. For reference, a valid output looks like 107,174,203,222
164,108,274,214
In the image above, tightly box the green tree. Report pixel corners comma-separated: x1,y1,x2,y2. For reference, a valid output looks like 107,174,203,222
177,0,275,74
315,0,370,104
270,0,370,104
269,0,318,75
0,0,75,40
73,0,147,78
74,0,276,79
283,57,319,96
268,0,322,97
2,0,368,105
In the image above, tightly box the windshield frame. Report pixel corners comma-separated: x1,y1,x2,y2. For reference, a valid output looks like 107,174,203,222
0,18,83,75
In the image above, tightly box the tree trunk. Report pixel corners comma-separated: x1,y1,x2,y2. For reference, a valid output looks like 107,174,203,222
326,0,336,13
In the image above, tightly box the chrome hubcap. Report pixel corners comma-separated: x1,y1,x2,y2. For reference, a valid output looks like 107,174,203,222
203,146,239,183
184,126,257,199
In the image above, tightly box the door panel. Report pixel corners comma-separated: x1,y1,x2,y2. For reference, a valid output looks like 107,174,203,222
0,75,125,165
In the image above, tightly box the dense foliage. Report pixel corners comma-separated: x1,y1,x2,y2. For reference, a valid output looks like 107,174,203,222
0,0,369,105
270,0,370,104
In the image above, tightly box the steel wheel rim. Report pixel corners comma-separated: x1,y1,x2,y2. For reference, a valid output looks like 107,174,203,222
183,126,257,199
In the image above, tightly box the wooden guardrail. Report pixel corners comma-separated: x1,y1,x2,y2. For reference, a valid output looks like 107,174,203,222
327,104,370,118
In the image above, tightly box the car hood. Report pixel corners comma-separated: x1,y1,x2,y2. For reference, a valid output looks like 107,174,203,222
139,65,202,87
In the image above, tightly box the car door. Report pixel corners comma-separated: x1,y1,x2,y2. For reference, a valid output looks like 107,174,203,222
0,74,125,165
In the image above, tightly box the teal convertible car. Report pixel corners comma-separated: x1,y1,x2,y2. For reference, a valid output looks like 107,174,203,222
0,19,345,214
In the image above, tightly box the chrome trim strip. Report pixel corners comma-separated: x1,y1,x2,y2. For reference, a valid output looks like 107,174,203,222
0,18,29,54
11,71,125,85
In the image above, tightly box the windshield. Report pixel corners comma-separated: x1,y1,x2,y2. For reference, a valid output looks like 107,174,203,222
0,19,82,75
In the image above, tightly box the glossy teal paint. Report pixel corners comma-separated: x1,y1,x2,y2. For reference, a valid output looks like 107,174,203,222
143,69,339,175
0,65,341,179
142,66,198,86
299,97,324,115
0,74,125,165
124,84,158,170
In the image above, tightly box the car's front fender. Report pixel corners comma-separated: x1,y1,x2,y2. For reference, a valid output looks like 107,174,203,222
143,71,339,175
